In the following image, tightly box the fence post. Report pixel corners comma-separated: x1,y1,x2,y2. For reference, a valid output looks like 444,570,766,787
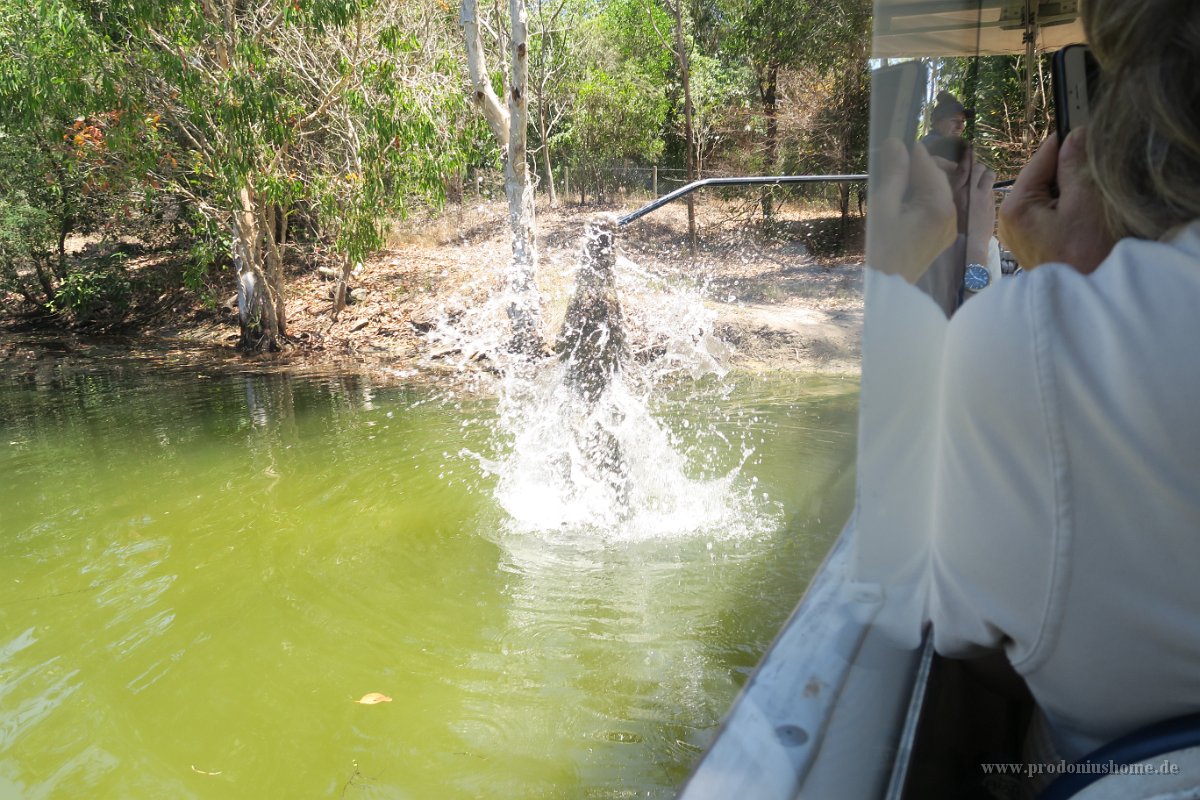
564,167,570,203
652,165,658,197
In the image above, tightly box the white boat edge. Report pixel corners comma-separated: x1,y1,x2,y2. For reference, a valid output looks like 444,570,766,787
677,522,933,799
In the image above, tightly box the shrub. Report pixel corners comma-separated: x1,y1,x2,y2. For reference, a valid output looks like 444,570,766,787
0,196,58,307
49,252,132,321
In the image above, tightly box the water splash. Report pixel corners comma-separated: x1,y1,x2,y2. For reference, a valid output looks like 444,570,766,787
428,215,775,541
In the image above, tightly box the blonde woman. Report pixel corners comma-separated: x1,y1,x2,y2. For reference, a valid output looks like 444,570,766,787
868,0,1200,767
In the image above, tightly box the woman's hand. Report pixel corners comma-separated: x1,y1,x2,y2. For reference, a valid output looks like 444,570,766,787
866,139,957,283
998,130,1116,273
931,149,997,262
963,156,998,265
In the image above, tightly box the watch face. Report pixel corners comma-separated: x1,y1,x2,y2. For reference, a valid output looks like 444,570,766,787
964,264,991,292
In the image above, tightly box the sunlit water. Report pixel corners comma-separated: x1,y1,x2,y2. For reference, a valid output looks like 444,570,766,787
0,339,857,799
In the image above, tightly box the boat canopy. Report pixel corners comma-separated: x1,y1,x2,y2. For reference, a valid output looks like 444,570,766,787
874,0,1085,56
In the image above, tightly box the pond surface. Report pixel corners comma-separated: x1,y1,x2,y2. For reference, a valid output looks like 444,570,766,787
0,338,857,799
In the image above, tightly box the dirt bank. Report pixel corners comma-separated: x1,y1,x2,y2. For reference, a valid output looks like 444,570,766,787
6,197,865,378
276,198,865,377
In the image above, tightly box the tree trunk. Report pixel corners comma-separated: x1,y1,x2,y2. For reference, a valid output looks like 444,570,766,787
332,251,353,320
260,201,286,338
671,0,697,248
53,157,73,268
463,1,510,148
539,103,558,208
760,60,779,222
461,0,543,356
232,184,284,351
274,204,288,248
924,58,940,133
32,256,56,305
836,82,851,234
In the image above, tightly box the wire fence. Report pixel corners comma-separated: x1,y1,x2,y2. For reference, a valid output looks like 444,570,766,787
458,162,868,215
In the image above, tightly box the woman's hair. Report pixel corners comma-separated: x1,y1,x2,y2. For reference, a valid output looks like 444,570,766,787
1084,0,1200,239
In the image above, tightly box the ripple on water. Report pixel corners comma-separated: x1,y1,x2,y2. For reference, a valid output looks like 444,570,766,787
0,335,857,799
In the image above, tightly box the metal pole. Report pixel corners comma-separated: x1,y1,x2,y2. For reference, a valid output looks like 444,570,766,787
1023,0,1039,148
617,174,868,227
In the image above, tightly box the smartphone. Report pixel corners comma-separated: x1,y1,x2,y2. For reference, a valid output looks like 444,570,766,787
869,61,928,152
1053,44,1100,141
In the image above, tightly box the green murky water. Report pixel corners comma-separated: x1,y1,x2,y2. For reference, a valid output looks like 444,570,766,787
0,339,857,799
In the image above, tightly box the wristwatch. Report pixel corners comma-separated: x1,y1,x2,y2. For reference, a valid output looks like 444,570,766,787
963,263,991,293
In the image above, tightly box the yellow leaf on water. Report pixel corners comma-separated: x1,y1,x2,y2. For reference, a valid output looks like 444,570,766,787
190,765,222,776
355,692,392,705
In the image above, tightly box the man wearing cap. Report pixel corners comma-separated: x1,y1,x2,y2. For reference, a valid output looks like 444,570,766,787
923,90,973,148
915,91,1000,316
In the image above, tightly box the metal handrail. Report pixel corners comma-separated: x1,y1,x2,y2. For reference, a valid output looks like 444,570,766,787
617,174,869,227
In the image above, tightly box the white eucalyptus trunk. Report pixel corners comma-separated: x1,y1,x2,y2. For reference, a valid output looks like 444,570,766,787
461,0,542,356
231,185,286,350
461,0,510,147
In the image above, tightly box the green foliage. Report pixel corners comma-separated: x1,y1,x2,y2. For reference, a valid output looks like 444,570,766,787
721,0,816,72
0,131,75,306
0,194,57,304
302,14,471,268
0,0,117,128
0,0,164,314
0,197,54,252
541,0,676,198
0,124,136,319
564,66,669,200
67,0,473,334
49,252,132,319
182,212,227,294
688,52,753,170
603,0,674,76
